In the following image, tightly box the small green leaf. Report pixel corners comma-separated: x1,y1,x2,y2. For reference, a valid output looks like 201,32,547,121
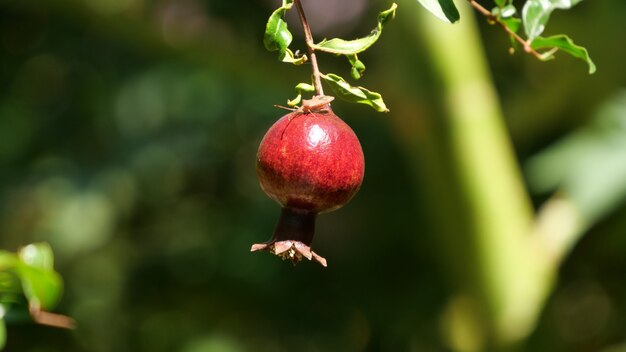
18,243,54,271
16,243,63,310
494,0,508,8
0,252,16,271
17,264,62,310
522,0,584,40
264,0,293,52
416,0,460,24
348,55,366,80
501,17,522,50
287,82,316,106
312,3,397,55
294,82,315,93
321,73,388,112
502,17,521,33
500,4,517,18
531,34,596,74
264,0,306,65
278,49,307,65
287,94,302,107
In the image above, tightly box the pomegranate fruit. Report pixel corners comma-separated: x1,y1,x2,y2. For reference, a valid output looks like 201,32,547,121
251,99,364,266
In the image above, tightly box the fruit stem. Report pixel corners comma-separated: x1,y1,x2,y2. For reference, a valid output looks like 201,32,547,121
294,0,324,96
272,207,316,245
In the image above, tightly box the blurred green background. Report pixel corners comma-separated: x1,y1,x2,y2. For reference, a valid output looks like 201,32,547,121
1,0,625,351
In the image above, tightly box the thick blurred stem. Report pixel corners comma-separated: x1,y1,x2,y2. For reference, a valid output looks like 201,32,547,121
294,0,324,96
414,2,555,349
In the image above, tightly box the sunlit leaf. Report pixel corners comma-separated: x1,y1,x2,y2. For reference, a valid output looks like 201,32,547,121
321,73,388,112
0,253,15,270
0,271,21,302
264,0,306,65
415,0,459,24
294,82,315,93
502,17,522,33
348,55,366,80
16,244,62,310
500,17,522,50
312,3,397,55
531,34,596,73
494,0,508,8
18,243,54,271
17,264,62,310
522,0,584,40
287,82,316,106
287,94,301,107
264,0,293,52
499,4,517,18
278,49,307,65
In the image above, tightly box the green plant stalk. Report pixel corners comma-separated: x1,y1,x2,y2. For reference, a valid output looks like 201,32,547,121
412,2,556,348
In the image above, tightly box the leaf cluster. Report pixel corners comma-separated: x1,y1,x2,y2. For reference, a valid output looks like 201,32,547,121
417,0,595,73
264,1,397,112
0,243,65,350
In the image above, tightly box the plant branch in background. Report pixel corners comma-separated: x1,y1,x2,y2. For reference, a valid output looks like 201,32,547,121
467,0,543,59
417,0,595,73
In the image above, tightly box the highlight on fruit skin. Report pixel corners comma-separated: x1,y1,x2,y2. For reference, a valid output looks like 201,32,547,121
252,98,364,266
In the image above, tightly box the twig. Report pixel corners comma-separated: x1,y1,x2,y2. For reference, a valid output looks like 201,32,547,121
467,0,544,60
30,302,75,329
294,0,324,96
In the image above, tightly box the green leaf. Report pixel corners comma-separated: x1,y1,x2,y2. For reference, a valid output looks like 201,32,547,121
294,82,315,93
415,0,460,24
522,0,584,40
287,94,301,107
18,243,54,271
348,55,366,80
16,243,62,310
264,0,294,52
321,73,388,112
494,4,517,18
287,82,316,106
501,17,522,50
17,264,62,310
278,49,307,65
531,34,596,74
312,3,397,55
0,252,16,271
502,17,521,33
264,0,306,65
494,0,508,8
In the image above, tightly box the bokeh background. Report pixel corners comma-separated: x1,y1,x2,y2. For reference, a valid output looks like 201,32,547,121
1,0,625,351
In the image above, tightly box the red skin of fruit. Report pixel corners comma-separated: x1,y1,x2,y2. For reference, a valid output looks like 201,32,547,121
257,109,365,213
252,107,364,266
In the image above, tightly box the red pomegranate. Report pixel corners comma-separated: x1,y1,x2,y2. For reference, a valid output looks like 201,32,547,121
251,97,365,266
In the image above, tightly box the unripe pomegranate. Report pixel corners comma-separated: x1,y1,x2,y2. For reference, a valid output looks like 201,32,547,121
251,97,365,267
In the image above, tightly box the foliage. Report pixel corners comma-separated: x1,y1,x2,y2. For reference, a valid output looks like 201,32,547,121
264,1,397,111
0,243,68,349
416,0,595,73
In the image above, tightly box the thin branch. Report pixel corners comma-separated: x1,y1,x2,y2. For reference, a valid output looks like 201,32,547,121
294,0,324,96
30,302,75,329
467,0,544,60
